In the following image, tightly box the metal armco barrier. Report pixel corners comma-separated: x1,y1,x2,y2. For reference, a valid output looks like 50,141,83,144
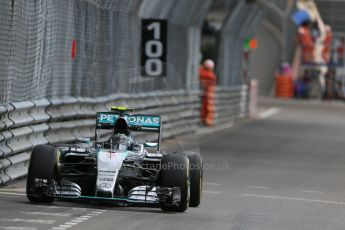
0,87,248,185
215,85,249,124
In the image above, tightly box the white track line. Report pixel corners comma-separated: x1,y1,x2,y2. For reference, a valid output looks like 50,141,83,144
71,207,88,210
56,226,71,229
204,182,222,186
64,222,78,226
296,190,325,194
203,190,221,194
259,108,279,119
74,217,89,221
22,212,71,217
0,188,26,192
49,210,106,230
70,219,84,223
0,227,37,230
33,206,64,209
245,185,269,190
0,191,25,196
1,218,55,225
242,193,345,206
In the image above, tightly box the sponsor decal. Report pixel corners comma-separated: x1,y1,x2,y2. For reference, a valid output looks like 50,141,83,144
127,116,160,127
99,114,118,124
98,113,160,127
99,183,112,189
98,177,114,182
99,170,116,174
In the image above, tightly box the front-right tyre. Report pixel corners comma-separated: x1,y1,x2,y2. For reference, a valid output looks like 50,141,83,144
158,153,190,212
26,145,58,203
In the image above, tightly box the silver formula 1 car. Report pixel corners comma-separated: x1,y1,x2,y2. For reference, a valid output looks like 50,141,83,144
26,107,203,212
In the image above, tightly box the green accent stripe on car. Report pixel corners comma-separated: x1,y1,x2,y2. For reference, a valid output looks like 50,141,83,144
59,195,158,204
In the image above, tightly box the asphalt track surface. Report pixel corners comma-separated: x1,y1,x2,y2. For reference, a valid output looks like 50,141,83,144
2,98,345,230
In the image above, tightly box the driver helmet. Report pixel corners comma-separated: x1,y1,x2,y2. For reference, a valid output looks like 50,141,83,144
114,117,130,136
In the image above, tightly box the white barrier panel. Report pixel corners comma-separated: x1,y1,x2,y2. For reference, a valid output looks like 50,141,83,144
47,98,64,121
31,99,51,123
0,167,11,184
45,122,62,144
1,104,15,130
7,127,34,155
0,158,11,171
60,97,80,119
30,124,49,146
5,152,30,182
0,130,13,157
46,121,78,144
0,105,7,131
9,101,35,128
94,96,110,113
77,97,97,117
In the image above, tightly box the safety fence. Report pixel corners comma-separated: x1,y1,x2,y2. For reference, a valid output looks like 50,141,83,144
0,86,248,185
217,1,262,87
0,0,212,104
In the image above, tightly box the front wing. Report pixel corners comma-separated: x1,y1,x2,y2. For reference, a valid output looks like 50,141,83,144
53,182,181,207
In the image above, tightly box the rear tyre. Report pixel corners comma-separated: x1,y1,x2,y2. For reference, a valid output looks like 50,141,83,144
185,152,203,207
159,153,189,212
26,145,58,203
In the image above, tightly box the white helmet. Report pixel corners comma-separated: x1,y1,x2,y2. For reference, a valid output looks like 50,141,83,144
203,59,215,71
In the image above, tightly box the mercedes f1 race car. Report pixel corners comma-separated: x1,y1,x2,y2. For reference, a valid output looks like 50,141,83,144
26,107,203,212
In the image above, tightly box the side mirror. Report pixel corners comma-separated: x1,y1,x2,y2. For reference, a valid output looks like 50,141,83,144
144,142,158,148
76,137,91,144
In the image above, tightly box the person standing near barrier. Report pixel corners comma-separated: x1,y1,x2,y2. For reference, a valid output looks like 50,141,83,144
199,59,217,126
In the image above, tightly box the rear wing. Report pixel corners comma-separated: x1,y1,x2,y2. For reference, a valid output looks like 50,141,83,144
96,112,161,132
95,112,162,149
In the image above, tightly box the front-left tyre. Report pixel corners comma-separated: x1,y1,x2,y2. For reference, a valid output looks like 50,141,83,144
185,152,203,207
26,145,58,203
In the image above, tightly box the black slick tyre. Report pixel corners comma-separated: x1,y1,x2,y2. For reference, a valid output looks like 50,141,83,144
158,153,190,212
26,145,58,203
185,152,203,207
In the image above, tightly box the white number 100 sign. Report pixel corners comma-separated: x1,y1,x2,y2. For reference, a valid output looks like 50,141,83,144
142,20,167,77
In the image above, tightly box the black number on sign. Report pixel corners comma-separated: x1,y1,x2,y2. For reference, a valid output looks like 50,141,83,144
141,19,167,77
